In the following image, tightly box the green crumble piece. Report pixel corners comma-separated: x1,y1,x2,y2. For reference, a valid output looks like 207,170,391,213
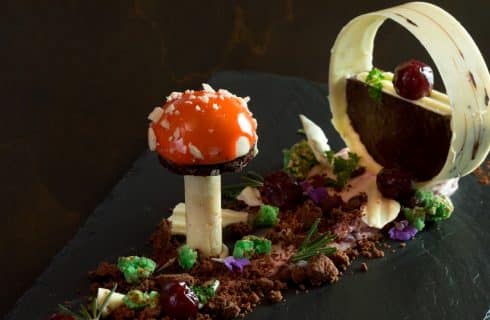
117,256,156,284
283,140,318,179
415,190,453,222
255,204,280,227
232,239,255,258
123,290,159,309
402,207,426,231
191,280,220,305
403,190,454,231
233,235,272,258
178,245,198,270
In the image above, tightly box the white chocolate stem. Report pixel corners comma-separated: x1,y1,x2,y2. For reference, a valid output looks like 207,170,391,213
169,202,249,235
184,175,222,256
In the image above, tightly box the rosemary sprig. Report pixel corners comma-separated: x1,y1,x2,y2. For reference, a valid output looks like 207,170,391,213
291,218,336,263
222,171,264,200
57,284,117,320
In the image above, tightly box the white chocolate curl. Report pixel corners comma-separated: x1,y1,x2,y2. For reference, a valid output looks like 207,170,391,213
329,2,490,185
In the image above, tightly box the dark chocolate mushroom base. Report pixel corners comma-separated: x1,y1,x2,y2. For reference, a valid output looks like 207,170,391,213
346,78,451,181
158,145,257,176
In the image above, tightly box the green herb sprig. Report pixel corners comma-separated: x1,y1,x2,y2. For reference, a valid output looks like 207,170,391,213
57,284,117,320
222,171,264,200
324,150,361,188
291,218,336,263
365,68,385,103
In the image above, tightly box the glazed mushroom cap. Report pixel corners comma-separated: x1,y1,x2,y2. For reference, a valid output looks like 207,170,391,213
148,85,258,175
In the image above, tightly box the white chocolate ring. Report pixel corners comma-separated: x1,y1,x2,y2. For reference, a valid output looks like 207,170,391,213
329,2,490,185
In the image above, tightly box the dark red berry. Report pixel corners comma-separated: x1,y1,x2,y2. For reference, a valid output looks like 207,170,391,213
376,167,414,200
48,314,75,320
260,171,303,210
393,59,434,100
160,281,199,319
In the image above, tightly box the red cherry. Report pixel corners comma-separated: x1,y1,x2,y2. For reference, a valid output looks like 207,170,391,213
160,281,199,319
48,314,75,320
393,59,434,100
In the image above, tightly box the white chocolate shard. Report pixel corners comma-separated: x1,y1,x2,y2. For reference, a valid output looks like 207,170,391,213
299,114,331,165
236,186,263,207
362,178,401,229
96,288,125,317
169,202,249,236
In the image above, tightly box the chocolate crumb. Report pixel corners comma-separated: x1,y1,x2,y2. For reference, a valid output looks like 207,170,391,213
329,251,351,271
305,255,339,286
268,290,283,303
360,262,368,272
399,242,407,248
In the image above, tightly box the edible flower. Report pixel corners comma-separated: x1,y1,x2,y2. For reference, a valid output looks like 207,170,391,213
283,140,318,179
117,256,156,284
191,280,220,304
233,235,272,258
223,256,251,272
388,220,418,241
178,245,198,270
123,290,159,309
255,204,279,227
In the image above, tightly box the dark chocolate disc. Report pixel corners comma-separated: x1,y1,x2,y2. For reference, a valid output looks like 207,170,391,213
158,145,256,176
346,78,451,181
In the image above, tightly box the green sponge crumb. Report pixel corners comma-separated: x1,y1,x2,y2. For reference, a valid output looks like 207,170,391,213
233,236,272,258
117,256,156,284
123,290,159,309
191,280,220,305
178,245,198,270
255,205,279,227
403,190,454,231
283,140,318,179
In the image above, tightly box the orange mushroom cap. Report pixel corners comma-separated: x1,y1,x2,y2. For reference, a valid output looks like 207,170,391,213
147,84,258,166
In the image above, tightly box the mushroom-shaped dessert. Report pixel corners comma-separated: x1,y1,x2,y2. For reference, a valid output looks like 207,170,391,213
147,84,258,257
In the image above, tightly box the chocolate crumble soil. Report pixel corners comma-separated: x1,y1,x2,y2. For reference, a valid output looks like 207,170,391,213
473,160,490,185
85,177,388,320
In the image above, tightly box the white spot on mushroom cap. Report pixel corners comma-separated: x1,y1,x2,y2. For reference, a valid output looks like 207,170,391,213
174,138,187,154
165,104,175,114
199,95,209,104
160,119,170,129
212,103,220,110
189,143,204,159
167,91,182,101
202,83,215,92
173,127,180,139
195,105,201,111
208,147,220,156
184,100,193,104
235,136,250,158
237,113,253,136
148,107,164,123
148,127,157,151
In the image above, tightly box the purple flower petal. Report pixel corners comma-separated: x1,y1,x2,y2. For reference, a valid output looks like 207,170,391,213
388,220,418,241
308,187,327,204
223,256,251,272
300,181,313,192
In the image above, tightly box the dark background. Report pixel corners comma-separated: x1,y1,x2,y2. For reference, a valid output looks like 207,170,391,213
2,0,489,317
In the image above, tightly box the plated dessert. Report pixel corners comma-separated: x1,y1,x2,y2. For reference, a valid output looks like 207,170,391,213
49,2,490,320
